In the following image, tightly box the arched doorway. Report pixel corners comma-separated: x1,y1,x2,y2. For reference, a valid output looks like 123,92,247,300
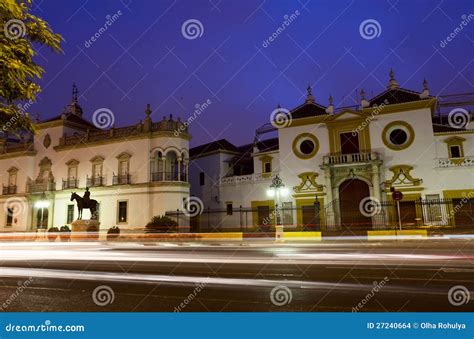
338,179,372,228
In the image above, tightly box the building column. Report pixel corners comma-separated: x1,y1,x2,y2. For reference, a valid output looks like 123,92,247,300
162,159,166,181
321,165,336,230
371,161,384,229
177,159,182,181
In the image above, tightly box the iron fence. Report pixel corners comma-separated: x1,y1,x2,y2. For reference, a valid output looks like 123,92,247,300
164,198,473,233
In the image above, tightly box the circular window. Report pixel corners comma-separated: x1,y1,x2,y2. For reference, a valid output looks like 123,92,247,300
382,121,414,150
300,140,315,155
292,133,319,159
389,129,408,145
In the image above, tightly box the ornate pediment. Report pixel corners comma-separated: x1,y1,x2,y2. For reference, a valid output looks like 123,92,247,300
383,165,422,189
293,172,324,194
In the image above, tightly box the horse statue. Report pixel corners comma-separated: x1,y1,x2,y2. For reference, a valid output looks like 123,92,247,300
70,192,98,220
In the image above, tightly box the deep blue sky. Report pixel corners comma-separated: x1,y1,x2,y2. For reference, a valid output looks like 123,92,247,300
32,0,473,146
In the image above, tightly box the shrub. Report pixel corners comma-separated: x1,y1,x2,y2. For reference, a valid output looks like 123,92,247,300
107,226,120,240
59,225,71,242
145,215,178,233
47,227,59,241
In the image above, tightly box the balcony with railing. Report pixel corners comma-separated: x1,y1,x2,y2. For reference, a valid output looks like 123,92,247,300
27,181,56,193
220,172,277,186
87,176,106,187
113,174,131,185
62,178,78,190
323,151,380,165
2,185,17,195
436,156,474,168
150,171,188,182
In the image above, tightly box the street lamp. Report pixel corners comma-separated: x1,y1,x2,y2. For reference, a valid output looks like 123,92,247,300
35,193,49,229
266,175,289,238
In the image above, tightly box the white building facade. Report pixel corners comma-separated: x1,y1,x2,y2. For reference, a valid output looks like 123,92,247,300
0,87,190,232
190,71,474,231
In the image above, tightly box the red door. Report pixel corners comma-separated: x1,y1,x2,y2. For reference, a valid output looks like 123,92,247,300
339,179,372,228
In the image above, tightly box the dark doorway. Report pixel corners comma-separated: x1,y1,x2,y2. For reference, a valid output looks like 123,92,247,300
452,198,474,227
257,206,270,230
301,202,321,230
340,132,360,154
397,200,417,227
339,179,372,228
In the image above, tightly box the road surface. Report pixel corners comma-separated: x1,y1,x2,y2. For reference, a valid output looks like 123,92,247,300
0,238,473,311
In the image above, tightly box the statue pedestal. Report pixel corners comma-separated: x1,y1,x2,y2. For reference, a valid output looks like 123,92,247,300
71,219,101,240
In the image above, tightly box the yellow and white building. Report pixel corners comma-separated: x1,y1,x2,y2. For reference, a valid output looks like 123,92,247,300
190,71,474,231
0,86,190,232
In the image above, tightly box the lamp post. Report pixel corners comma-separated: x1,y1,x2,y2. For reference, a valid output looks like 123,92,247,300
35,193,49,230
266,175,289,241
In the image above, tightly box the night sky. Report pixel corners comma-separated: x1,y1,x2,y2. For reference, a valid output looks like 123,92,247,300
31,0,473,146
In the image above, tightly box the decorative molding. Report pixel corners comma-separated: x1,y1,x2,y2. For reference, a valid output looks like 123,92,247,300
383,165,422,189
293,172,324,194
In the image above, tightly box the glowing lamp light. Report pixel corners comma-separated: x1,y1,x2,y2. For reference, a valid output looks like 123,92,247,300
280,187,289,197
266,189,275,198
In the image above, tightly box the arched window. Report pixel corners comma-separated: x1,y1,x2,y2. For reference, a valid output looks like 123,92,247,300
151,151,164,181
165,151,178,181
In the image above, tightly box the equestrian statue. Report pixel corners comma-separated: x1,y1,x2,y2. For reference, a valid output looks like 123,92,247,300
70,187,98,220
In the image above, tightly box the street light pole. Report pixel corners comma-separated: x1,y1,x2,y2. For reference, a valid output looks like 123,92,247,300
266,175,289,242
